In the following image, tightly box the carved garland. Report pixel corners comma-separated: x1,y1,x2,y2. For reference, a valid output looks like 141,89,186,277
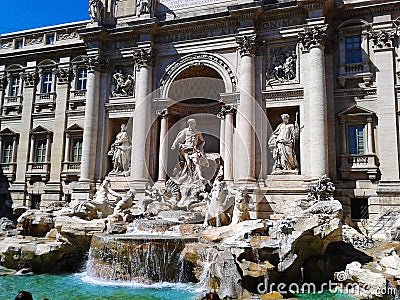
159,53,237,95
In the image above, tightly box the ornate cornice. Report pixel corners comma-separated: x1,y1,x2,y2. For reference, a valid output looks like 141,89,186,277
370,29,396,50
236,35,258,57
134,49,154,68
298,25,327,52
53,67,72,85
20,71,38,88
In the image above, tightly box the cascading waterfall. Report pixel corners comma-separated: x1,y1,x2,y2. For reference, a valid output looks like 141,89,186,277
87,234,197,283
197,248,218,289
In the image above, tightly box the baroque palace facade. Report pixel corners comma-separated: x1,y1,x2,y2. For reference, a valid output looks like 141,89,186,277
0,0,399,222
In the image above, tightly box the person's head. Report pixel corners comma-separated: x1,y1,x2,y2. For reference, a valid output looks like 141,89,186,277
15,291,33,300
187,118,196,129
281,113,290,123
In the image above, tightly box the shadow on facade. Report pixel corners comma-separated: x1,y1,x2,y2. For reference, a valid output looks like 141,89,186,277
0,166,13,220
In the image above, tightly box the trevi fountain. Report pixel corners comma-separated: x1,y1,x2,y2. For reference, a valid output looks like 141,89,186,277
1,111,400,300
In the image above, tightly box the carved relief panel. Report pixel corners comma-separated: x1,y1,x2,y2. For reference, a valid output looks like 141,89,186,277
110,65,136,98
266,44,299,87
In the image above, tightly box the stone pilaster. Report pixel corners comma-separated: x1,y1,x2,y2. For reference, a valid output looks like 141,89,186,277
224,106,236,182
371,29,399,180
131,48,154,186
298,26,328,178
0,72,6,109
12,68,37,205
47,64,71,200
80,56,102,182
235,35,257,183
156,108,168,184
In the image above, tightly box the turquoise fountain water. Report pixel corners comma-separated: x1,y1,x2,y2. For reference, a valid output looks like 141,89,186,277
0,273,198,300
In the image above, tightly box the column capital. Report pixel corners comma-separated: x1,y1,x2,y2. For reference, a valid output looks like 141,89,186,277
298,25,327,52
156,108,168,118
236,35,258,57
83,55,106,72
370,29,396,50
134,48,154,68
53,67,72,85
217,108,226,120
20,71,39,88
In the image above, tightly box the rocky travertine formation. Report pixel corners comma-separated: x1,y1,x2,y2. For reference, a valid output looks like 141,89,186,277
182,200,344,299
0,214,105,273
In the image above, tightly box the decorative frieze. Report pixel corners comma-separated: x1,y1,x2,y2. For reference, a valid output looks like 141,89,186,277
298,26,327,51
20,71,38,88
134,49,154,68
25,36,43,46
266,46,297,85
0,41,12,49
370,29,396,49
236,35,257,57
57,31,78,41
53,67,72,85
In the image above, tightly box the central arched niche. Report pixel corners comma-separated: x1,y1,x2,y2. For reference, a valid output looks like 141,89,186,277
165,65,225,180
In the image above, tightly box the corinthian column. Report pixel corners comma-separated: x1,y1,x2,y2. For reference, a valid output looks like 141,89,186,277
235,35,257,183
224,106,236,182
298,26,328,178
80,56,102,182
131,48,153,184
156,108,168,184
217,108,226,164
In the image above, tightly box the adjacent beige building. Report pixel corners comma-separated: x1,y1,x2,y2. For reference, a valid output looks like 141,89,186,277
0,0,399,222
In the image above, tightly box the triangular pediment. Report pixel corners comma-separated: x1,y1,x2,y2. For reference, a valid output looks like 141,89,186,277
338,105,375,117
66,124,83,131
0,127,18,136
30,125,51,134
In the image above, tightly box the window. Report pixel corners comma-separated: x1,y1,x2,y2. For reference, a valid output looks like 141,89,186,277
348,125,365,155
351,198,369,220
345,36,362,64
41,71,53,94
15,40,23,49
46,35,55,45
1,140,14,163
35,139,47,163
76,68,87,90
71,138,83,162
9,76,20,97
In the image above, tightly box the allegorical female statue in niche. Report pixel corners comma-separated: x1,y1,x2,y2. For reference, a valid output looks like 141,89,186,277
108,124,131,175
268,113,300,174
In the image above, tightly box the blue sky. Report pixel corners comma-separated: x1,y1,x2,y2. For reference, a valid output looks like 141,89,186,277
0,0,89,34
